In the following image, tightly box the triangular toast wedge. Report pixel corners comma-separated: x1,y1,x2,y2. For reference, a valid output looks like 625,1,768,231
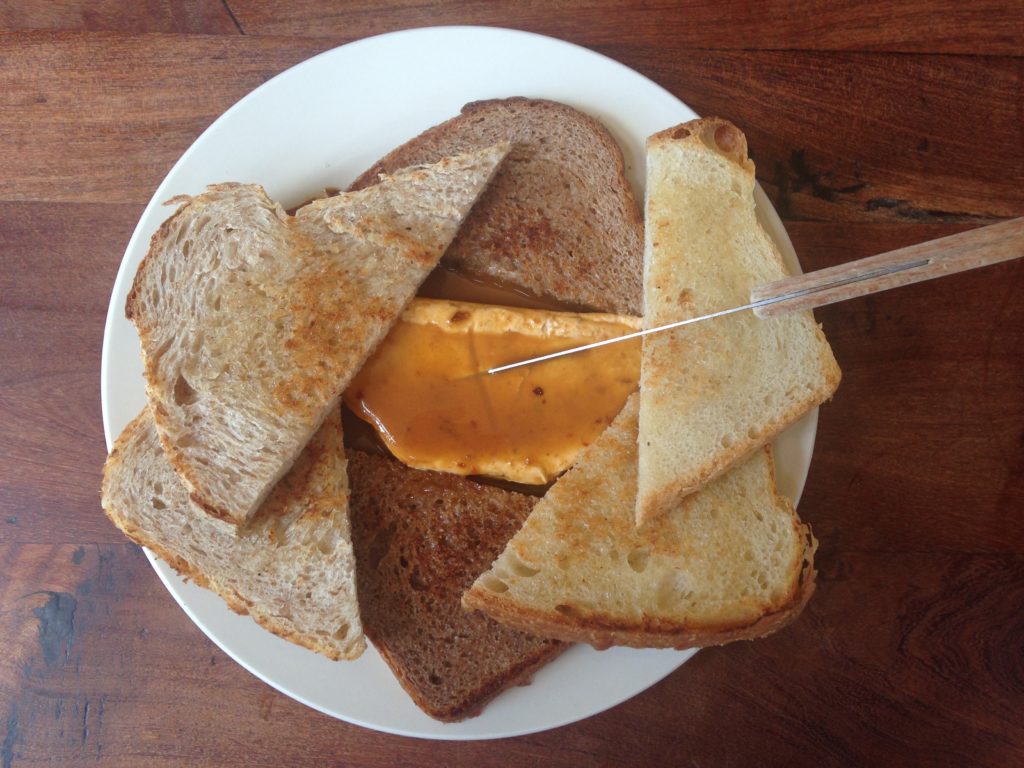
346,451,565,722
350,98,644,315
463,394,816,650
637,119,840,525
101,408,365,661
126,144,508,526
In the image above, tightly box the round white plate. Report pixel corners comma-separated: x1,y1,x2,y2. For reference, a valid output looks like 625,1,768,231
100,25,816,740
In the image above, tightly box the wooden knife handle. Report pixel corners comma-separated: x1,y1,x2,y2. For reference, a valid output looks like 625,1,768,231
751,217,1024,317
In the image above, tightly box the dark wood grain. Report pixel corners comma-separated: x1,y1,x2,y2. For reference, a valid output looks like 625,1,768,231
1,2,1022,765
0,202,137,544
614,48,1024,221
790,221,1024,554
3,32,1020,220
227,0,1024,55
0,1,238,34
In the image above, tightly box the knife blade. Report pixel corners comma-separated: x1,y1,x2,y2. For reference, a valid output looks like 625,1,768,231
487,217,1023,375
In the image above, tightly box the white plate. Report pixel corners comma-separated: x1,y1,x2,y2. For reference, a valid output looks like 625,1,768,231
100,26,817,740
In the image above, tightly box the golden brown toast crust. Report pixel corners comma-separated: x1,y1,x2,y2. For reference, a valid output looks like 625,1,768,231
101,409,361,661
464,529,816,651
636,117,841,526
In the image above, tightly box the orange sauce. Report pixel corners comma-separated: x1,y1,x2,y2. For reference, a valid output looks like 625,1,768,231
343,298,640,485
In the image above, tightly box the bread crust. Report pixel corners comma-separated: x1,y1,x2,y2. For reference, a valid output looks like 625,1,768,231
636,117,841,525
463,526,816,650
463,393,819,650
350,97,645,315
346,450,566,722
101,409,365,662
126,148,509,528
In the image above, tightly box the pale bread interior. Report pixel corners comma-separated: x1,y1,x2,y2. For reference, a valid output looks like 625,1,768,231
127,145,508,527
636,119,840,526
464,394,816,650
101,408,365,661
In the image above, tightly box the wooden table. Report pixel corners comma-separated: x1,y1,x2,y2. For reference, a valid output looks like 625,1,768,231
2,2,1022,765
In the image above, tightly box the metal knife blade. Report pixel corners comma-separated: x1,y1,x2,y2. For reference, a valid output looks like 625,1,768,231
486,217,1023,375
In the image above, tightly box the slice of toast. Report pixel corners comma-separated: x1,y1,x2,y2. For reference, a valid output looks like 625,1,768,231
346,451,566,722
126,144,508,527
349,97,644,315
101,408,365,661
463,394,816,650
636,119,840,525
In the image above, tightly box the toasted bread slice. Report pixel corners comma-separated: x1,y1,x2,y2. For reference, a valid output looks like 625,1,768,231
126,145,508,526
101,408,364,661
463,394,816,649
636,119,840,525
346,451,566,722
350,97,644,315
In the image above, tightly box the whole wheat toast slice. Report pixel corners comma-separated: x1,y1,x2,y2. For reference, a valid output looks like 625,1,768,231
463,394,816,650
346,451,566,722
126,144,508,527
637,119,840,525
101,407,365,661
350,97,644,315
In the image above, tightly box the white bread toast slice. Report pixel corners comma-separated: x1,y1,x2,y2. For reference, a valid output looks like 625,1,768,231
126,144,508,527
637,119,840,525
101,407,365,661
463,394,816,649
350,98,644,315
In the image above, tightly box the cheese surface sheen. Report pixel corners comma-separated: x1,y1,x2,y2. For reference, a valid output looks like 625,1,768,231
344,298,641,484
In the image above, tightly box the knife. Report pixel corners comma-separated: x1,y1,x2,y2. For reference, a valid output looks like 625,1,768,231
487,217,1024,375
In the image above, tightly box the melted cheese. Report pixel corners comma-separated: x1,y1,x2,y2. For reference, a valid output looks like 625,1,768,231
344,298,641,484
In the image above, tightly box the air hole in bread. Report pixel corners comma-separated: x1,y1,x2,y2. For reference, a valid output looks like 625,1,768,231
151,496,166,510
505,553,540,578
627,547,651,573
670,126,691,140
714,124,741,154
747,427,760,440
554,604,577,618
479,575,508,593
316,528,340,555
173,374,198,406
409,569,427,591
720,435,734,449
428,673,442,686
